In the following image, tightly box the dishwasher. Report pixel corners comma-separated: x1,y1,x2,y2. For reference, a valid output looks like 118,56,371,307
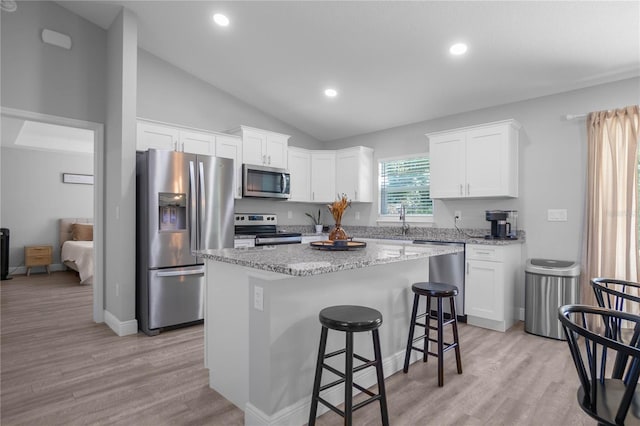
412,240,466,322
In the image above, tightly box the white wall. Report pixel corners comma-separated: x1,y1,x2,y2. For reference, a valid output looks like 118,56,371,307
137,50,321,151
0,1,106,124
0,147,93,268
326,77,640,263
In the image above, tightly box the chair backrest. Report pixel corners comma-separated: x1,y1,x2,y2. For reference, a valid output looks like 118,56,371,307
591,278,640,311
558,304,640,425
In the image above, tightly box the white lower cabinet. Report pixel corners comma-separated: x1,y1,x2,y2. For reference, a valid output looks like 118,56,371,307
301,235,325,244
465,244,522,332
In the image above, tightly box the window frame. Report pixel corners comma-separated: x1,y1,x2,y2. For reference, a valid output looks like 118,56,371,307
377,153,434,224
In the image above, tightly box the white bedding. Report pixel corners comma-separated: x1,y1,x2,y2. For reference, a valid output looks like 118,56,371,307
61,241,94,284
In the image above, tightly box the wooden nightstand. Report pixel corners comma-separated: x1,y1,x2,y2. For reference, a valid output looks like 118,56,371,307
25,245,52,276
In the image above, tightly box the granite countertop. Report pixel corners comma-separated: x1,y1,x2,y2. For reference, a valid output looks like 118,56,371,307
197,240,463,277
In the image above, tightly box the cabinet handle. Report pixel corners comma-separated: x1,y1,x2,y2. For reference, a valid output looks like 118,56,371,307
181,142,185,152
354,189,358,200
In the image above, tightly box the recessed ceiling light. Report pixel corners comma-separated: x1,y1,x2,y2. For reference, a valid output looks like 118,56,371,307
449,43,468,55
213,13,229,27
324,88,338,98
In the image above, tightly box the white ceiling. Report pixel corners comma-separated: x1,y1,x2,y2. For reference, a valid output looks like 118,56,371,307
56,1,640,142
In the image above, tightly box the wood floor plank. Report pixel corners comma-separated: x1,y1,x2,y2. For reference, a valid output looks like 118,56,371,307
2,271,593,425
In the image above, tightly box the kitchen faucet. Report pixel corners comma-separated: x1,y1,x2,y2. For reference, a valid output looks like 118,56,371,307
400,204,410,236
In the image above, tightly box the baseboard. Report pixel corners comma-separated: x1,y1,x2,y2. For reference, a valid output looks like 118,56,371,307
244,348,420,426
103,309,138,336
9,263,67,276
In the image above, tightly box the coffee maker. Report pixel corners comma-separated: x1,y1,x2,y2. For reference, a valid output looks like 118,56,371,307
485,210,518,240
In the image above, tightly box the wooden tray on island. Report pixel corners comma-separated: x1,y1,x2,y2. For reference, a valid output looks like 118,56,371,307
309,240,367,251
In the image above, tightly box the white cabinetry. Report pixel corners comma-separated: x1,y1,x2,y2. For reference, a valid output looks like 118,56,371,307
465,244,522,332
215,134,243,199
136,120,214,155
301,235,325,244
137,121,179,151
310,151,336,203
427,120,520,199
231,125,289,169
287,147,312,202
179,130,215,155
336,146,374,202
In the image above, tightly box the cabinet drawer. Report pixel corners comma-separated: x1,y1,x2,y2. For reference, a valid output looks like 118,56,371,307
25,246,51,256
25,246,52,266
466,245,505,262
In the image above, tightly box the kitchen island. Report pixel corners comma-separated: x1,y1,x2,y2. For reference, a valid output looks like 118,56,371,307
197,240,463,426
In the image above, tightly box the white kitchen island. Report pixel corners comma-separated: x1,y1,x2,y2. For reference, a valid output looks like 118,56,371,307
197,240,463,426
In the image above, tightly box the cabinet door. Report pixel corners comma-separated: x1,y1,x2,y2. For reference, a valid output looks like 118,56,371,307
265,133,288,168
465,259,504,321
336,147,373,202
310,151,336,203
242,129,267,165
180,130,215,155
137,122,178,151
215,135,243,199
466,125,511,197
428,131,466,198
287,148,311,202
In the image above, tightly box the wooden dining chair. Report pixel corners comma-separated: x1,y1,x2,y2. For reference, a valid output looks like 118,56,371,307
558,304,640,425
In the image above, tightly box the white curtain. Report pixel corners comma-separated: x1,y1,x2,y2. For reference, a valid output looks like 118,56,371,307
582,105,640,310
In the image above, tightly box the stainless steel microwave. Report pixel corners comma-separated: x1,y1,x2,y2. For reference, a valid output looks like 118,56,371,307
242,164,290,199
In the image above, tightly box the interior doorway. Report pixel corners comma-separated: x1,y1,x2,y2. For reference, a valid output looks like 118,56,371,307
0,107,104,323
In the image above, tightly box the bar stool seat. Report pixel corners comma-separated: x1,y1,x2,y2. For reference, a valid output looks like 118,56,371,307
309,305,389,426
403,281,463,387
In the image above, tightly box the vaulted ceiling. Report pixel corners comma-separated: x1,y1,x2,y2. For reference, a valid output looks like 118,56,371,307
57,1,640,141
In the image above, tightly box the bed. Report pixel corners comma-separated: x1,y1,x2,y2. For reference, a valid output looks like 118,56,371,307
59,218,94,285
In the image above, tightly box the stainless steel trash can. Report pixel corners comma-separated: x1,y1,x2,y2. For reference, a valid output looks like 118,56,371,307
525,259,580,340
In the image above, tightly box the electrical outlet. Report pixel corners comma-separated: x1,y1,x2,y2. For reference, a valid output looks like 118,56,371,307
254,286,264,311
355,211,360,220
287,210,292,219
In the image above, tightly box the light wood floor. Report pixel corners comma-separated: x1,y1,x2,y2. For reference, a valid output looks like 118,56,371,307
1,271,592,425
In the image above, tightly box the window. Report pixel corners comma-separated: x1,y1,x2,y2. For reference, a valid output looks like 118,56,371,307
378,154,433,222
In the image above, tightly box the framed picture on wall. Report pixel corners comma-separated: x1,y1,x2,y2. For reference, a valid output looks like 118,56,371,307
62,173,94,185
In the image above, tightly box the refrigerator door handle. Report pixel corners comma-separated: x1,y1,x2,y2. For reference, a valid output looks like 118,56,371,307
189,160,197,254
156,268,205,278
199,161,205,250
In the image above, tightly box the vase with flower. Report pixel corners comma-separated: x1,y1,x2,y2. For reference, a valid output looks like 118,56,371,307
327,194,351,241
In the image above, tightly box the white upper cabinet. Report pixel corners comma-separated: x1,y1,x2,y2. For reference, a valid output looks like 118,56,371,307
137,121,179,151
287,147,312,202
214,134,243,199
136,120,215,155
310,150,337,203
179,130,215,155
427,120,520,199
336,146,374,202
231,125,290,169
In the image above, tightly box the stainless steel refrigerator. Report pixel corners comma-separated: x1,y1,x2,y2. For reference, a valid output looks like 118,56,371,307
136,149,234,335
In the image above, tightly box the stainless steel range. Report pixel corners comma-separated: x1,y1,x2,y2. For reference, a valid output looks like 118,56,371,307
234,213,302,245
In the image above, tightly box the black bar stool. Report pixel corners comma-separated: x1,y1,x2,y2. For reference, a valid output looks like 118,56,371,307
309,305,389,426
403,282,462,387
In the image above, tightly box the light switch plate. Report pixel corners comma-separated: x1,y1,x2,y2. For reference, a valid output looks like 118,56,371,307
547,209,568,222
254,286,264,311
